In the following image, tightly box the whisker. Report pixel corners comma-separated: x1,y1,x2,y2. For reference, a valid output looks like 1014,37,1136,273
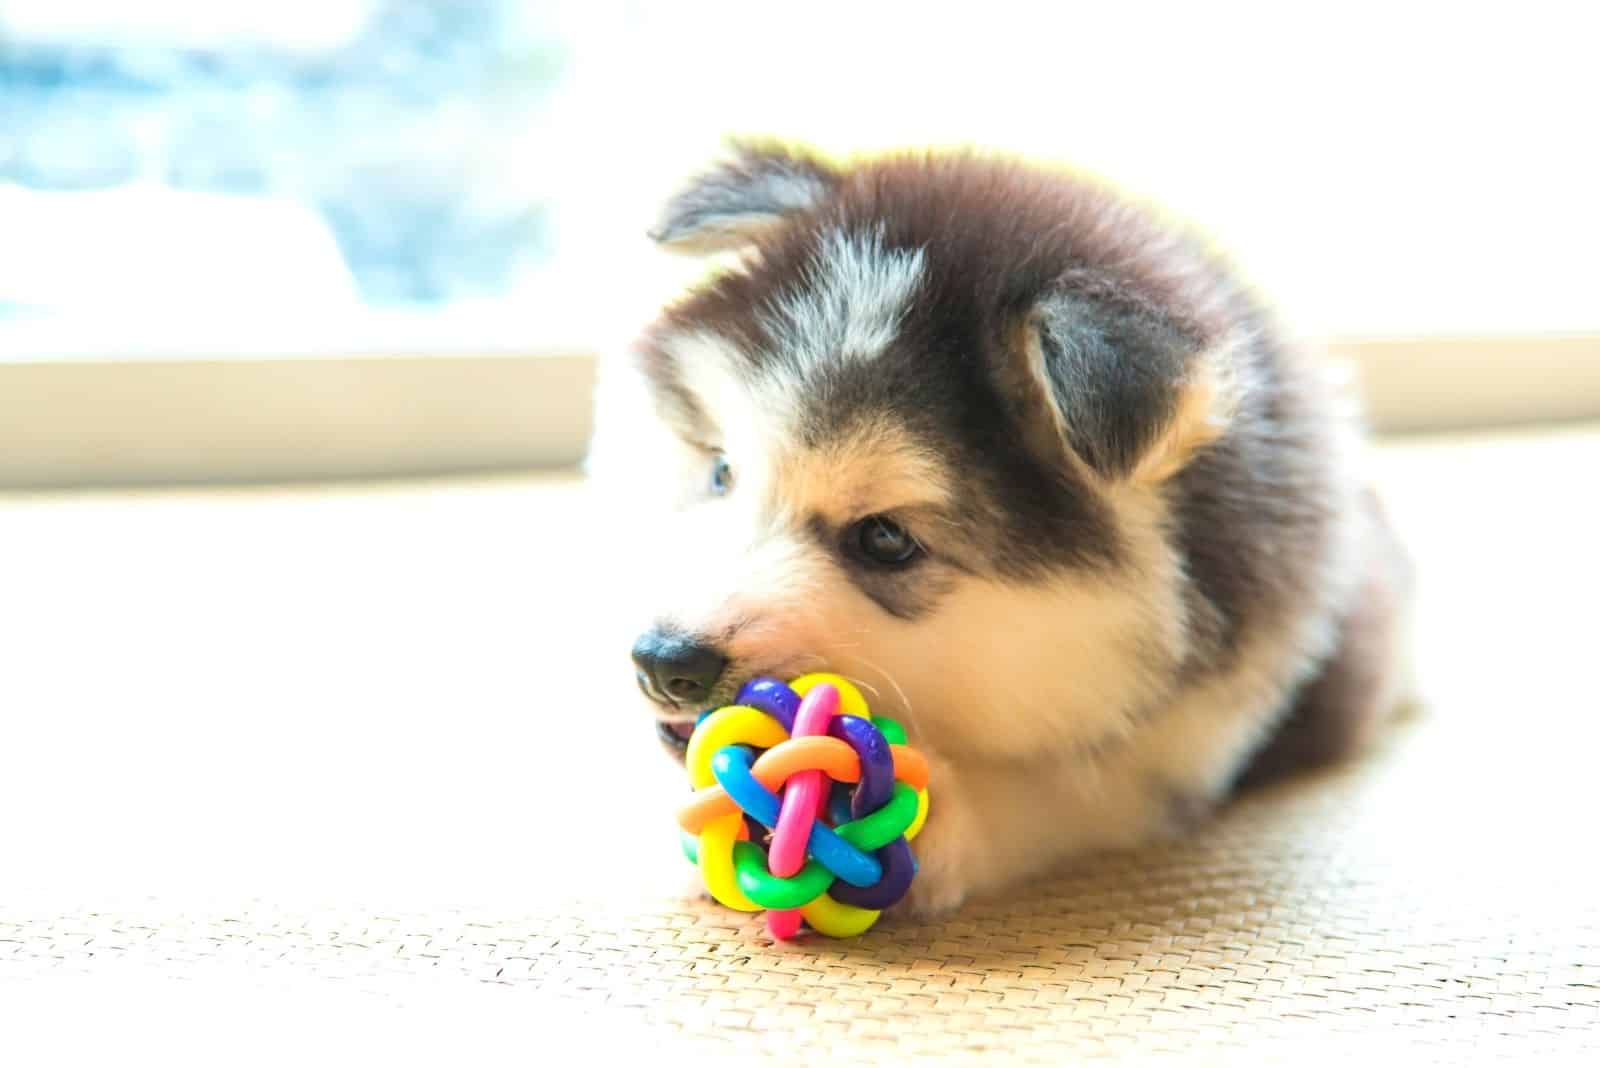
840,675,883,700
836,651,925,740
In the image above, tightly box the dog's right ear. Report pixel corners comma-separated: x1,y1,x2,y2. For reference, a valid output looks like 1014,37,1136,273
648,139,841,255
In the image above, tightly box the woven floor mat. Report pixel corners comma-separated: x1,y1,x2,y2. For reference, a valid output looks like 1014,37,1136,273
5,718,1597,1064
4,426,1600,1063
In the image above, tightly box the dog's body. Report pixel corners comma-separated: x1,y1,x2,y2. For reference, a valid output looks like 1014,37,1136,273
587,142,1414,915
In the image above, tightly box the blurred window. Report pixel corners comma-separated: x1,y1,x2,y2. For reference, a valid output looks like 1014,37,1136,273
0,1,592,354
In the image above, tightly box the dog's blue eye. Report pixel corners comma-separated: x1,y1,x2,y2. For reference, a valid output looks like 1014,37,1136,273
709,453,733,496
850,515,923,568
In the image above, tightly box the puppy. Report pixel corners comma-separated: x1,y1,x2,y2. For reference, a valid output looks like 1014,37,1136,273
586,140,1415,917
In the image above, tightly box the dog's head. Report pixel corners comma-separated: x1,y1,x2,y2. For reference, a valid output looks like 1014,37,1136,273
587,141,1245,764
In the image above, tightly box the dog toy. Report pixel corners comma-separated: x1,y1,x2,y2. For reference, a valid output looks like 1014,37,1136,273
675,673,930,940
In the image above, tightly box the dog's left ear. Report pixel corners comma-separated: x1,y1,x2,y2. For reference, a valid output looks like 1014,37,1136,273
1000,286,1236,485
649,139,842,254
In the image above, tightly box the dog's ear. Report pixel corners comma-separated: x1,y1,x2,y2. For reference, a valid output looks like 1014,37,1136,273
1000,285,1235,485
649,139,841,254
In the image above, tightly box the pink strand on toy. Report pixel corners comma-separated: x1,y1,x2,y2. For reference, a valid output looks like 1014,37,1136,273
765,682,839,940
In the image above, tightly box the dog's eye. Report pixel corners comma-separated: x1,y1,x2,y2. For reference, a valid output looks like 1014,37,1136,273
849,515,923,568
709,453,733,496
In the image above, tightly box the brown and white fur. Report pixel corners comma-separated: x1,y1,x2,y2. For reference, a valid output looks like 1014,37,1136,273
586,140,1415,917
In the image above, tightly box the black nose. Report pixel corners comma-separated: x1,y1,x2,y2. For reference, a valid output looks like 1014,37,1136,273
631,629,728,706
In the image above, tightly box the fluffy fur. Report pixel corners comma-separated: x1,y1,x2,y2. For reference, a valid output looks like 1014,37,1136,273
587,140,1415,916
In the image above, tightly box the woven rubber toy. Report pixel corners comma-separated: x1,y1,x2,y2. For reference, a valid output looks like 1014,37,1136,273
676,672,930,940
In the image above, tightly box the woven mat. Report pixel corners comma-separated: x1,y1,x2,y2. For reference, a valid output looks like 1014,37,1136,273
4,425,1599,1064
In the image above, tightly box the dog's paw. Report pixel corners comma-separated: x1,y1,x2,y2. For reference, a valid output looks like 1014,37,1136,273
902,868,970,919
900,783,979,919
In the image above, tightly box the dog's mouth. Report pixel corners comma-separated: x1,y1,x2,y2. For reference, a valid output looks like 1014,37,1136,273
654,718,696,758
640,666,754,761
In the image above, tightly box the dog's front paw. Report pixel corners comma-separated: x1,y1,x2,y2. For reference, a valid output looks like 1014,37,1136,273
900,784,979,919
902,866,970,919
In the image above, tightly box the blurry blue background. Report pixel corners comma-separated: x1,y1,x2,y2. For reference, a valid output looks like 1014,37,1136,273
0,0,599,340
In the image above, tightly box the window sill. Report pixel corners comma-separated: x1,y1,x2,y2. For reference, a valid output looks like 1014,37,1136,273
0,352,595,490
1,334,1595,490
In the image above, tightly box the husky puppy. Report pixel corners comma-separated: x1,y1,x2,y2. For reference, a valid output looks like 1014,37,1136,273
586,140,1414,916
